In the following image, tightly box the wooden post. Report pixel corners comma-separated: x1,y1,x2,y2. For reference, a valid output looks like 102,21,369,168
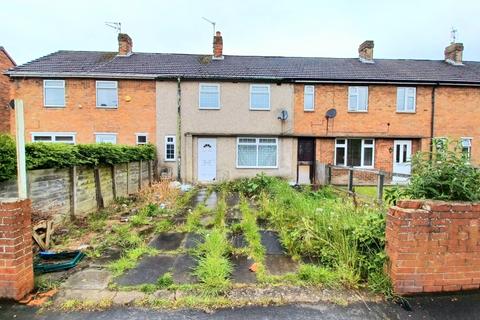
138,160,142,191
148,161,153,187
69,166,77,220
377,171,385,203
94,167,104,209
111,165,117,200
327,165,332,185
126,162,130,195
348,168,354,192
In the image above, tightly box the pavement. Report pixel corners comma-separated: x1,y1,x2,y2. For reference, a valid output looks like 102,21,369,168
1,292,480,319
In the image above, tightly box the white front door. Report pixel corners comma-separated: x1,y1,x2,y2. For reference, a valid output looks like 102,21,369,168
197,138,217,182
393,140,412,184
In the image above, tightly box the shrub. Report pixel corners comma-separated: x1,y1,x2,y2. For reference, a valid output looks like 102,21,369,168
0,139,156,182
390,139,480,202
0,134,16,181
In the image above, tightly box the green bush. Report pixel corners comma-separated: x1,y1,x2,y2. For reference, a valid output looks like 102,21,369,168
0,134,16,181
0,137,156,182
390,139,480,202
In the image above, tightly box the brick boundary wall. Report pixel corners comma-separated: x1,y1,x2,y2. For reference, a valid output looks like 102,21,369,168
0,199,34,300
386,199,480,295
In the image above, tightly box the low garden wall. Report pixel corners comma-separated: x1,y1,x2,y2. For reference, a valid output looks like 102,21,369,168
0,161,153,222
386,199,480,295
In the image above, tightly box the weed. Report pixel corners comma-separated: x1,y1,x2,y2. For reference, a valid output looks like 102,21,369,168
108,224,143,249
157,272,174,288
140,284,158,294
154,219,174,233
129,212,150,227
108,245,157,276
34,275,62,293
214,192,227,228
185,204,207,232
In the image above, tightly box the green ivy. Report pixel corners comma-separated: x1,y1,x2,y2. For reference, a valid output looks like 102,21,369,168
0,134,156,182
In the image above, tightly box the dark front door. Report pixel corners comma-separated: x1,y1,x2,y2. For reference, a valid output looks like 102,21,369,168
298,138,315,184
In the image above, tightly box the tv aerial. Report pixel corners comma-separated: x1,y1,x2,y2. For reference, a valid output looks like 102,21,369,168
105,21,122,34
202,17,216,37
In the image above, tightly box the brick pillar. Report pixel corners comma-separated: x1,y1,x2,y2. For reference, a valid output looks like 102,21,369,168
0,199,34,300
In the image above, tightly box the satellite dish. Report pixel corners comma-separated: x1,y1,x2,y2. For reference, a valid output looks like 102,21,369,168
325,108,337,119
277,110,288,121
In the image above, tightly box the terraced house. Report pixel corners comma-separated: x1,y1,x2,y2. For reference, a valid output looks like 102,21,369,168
0,46,16,133
5,33,480,184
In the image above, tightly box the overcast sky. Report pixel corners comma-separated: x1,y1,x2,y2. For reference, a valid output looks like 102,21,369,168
1,0,479,65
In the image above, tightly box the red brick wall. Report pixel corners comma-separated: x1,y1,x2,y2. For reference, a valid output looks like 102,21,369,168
0,199,34,300
386,199,480,295
0,49,15,133
10,78,156,145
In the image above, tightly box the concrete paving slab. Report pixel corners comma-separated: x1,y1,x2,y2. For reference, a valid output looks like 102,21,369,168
149,232,186,251
115,255,176,286
184,233,204,249
61,268,112,290
112,291,147,305
231,255,256,284
205,191,218,209
90,247,122,267
260,230,285,255
55,289,116,304
172,254,197,284
226,192,240,207
265,255,298,275
229,233,247,248
191,189,208,207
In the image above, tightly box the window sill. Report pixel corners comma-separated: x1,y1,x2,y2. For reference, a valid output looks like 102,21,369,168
303,109,315,112
96,106,118,109
44,105,66,108
249,108,271,111
236,166,278,169
396,111,416,114
164,159,176,162
347,110,368,113
334,165,375,169
199,107,221,110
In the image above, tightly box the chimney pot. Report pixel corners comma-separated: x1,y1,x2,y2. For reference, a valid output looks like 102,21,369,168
118,33,133,56
358,40,374,63
444,43,464,65
213,31,223,59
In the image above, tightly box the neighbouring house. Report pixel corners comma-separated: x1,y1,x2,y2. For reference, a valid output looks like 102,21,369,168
0,47,15,133
5,33,480,184
5,34,156,145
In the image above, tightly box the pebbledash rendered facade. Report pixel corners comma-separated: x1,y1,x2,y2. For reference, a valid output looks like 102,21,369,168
5,33,480,184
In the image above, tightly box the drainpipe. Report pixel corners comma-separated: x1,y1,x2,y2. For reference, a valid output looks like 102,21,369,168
176,77,182,181
429,84,438,157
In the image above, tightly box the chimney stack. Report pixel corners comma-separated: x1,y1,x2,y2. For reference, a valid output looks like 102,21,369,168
118,33,133,56
358,40,374,63
213,31,224,59
444,42,464,65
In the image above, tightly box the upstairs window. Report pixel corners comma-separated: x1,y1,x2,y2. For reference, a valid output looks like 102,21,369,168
96,81,118,108
348,86,368,112
44,80,65,107
335,138,374,167
397,87,416,112
250,85,270,110
165,136,176,161
461,138,472,160
95,133,117,144
304,85,315,111
199,84,220,109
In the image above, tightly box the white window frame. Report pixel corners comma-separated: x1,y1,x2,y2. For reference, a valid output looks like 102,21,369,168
348,86,368,112
397,87,416,113
164,135,176,161
135,133,148,145
461,137,472,160
236,137,278,169
31,132,76,144
43,80,65,107
334,138,375,168
199,83,221,109
249,84,271,110
96,80,118,108
95,132,117,144
304,85,315,111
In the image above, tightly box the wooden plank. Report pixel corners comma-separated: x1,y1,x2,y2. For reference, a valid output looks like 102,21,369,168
148,161,153,187
126,163,130,195
69,166,78,221
111,165,117,200
138,160,142,191
94,167,104,209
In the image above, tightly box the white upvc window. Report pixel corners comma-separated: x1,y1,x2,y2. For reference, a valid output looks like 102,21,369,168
199,83,220,109
304,85,315,111
397,87,416,112
43,80,65,107
461,137,472,160
95,133,117,144
237,137,278,168
135,133,148,145
165,135,176,161
348,86,368,112
31,132,76,144
96,81,118,108
335,138,374,168
250,84,271,110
